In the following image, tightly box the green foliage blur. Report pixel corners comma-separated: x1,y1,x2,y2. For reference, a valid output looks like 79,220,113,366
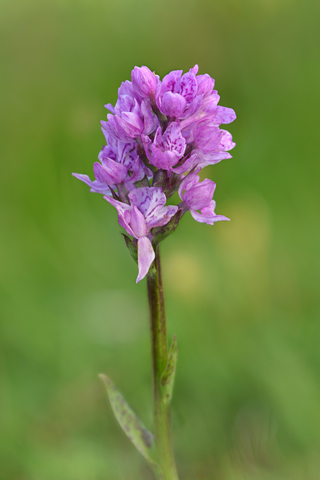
1,0,320,478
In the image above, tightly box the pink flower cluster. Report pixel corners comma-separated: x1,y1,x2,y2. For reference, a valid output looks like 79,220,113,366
73,65,236,282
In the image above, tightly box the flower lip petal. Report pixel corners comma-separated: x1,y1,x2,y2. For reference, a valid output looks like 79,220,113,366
191,208,230,225
136,236,155,283
190,199,230,225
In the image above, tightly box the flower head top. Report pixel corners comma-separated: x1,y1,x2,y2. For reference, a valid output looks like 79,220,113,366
73,65,236,282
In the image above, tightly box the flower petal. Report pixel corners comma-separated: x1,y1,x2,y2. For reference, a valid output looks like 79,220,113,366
131,66,157,97
130,206,148,237
190,200,230,225
136,237,155,283
196,74,215,96
191,209,230,225
161,92,186,117
215,106,237,124
179,71,198,103
172,153,199,174
128,187,166,218
147,204,178,228
72,173,111,195
104,196,135,236
183,178,216,210
141,99,157,135
93,160,127,185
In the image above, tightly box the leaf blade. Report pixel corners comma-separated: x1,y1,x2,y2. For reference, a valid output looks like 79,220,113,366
122,234,138,264
99,374,162,478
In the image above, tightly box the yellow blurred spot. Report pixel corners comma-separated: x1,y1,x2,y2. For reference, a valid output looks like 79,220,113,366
164,250,204,300
215,193,272,312
216,193,271,271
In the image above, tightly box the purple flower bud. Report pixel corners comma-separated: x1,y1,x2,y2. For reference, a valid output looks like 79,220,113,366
131,66,158,98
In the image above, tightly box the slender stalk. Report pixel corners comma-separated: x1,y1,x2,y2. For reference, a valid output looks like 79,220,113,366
147,245,179,480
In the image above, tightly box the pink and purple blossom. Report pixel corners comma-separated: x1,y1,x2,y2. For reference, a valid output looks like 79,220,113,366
73,65,235,281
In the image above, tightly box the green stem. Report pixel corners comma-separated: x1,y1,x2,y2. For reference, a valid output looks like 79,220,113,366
147,246,179,480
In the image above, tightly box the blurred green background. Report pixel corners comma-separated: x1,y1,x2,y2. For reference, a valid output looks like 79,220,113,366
1,0,320,478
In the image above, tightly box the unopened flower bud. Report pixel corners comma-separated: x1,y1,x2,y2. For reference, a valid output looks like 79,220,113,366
131,66,157,98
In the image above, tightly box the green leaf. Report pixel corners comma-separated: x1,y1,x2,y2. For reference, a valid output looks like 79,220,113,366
99,374,163,479
122,234,138,264
161,335,178,404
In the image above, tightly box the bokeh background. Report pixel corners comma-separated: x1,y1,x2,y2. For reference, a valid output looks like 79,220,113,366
1,0,320,478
